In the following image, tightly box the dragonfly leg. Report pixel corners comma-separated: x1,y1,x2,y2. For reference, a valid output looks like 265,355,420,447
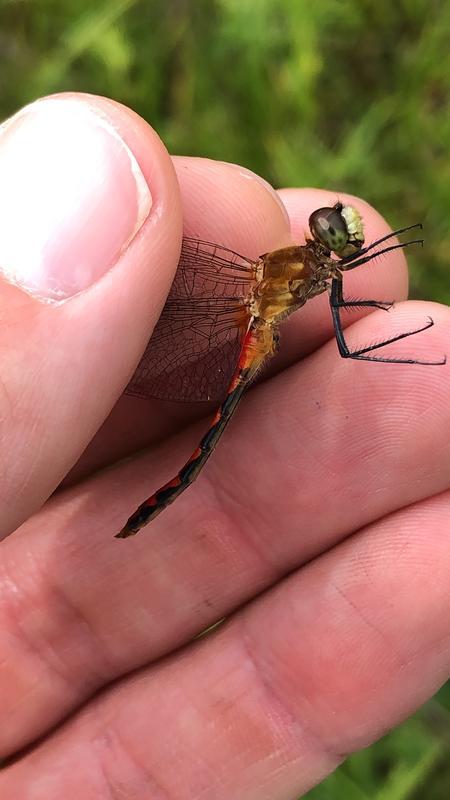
339,223,422,265
331,273,393,311
329,277,446,366
339,237,424,271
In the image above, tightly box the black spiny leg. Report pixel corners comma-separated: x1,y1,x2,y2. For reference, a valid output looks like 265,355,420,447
329,277,446,366
339,223,423,268
331,278,393,313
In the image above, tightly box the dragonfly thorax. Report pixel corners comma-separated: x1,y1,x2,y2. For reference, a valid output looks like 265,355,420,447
248,243,339,325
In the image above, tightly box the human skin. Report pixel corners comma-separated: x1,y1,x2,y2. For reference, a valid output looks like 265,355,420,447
0,93,449,799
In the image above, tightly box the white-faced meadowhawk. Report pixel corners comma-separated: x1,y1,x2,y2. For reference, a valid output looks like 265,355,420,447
116,202,444,538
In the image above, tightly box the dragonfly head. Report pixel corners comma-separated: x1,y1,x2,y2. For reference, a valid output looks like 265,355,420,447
309,202,365,258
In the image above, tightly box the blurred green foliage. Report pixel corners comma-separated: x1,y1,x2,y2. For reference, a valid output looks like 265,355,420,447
1,0,449,797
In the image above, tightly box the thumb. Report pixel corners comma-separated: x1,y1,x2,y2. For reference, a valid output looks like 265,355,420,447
0,93,182,539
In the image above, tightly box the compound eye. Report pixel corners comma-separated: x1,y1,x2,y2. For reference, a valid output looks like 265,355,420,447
308,206,350,254
309,203,364,256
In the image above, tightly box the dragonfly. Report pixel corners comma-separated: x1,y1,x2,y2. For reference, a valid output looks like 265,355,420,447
116,202,443,538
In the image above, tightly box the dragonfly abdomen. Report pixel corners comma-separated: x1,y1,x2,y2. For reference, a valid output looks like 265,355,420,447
116,321,275,538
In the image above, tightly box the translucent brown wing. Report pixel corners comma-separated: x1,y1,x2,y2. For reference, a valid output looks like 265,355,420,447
125,238,258,402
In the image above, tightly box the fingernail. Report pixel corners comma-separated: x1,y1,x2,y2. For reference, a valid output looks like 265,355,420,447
0,97,152,300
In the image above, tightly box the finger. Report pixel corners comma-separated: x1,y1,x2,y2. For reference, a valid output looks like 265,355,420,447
1,298,449,755
175,156,292,250
0,92,182,538
66,155,293,484
2,490,450,798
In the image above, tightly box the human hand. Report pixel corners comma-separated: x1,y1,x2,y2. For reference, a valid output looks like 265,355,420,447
1,93,449,799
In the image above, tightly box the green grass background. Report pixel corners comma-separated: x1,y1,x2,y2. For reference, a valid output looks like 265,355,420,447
1,0,449,796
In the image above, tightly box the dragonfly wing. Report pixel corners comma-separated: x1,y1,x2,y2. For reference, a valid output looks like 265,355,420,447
125,238,256,402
